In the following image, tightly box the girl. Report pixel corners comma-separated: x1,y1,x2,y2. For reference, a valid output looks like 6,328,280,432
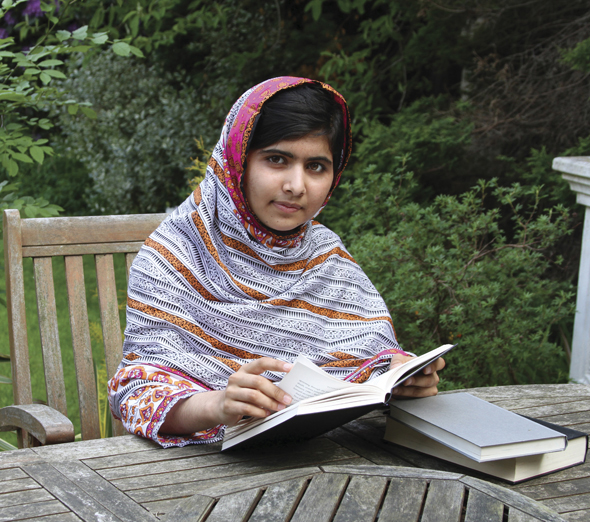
108,77,444,447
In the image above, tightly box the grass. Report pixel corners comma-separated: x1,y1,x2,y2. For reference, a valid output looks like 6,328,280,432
0,244,128,447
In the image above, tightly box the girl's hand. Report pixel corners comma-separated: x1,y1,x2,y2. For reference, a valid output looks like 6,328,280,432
389,354,445,398
159,357,292,435
219,357,293,426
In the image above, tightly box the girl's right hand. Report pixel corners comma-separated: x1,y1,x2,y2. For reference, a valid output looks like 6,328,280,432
218,357,293,426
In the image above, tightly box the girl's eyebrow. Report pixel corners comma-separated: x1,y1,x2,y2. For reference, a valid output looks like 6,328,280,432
260,148,333,165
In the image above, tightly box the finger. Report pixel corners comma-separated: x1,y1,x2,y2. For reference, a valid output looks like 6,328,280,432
389,354,414,369
391,383,439,398
422,358,446,375
227,373,292,408
240,357,293,375
403,371,439,388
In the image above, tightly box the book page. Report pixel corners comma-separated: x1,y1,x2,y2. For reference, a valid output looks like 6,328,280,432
278,355,354,403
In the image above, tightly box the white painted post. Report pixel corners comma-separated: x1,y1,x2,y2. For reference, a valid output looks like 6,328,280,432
553,157,590,384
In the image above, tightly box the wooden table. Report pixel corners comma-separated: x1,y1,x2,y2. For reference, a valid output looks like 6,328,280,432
0,383,587,521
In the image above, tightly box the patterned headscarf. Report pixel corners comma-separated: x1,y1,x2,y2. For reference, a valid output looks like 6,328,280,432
220,76,351,249
111,78,402,436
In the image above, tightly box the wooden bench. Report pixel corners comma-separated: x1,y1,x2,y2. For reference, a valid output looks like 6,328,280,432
1,209,167,448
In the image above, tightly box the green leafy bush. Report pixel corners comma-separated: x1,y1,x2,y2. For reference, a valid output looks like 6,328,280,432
58,52,213,214
334,161,575,389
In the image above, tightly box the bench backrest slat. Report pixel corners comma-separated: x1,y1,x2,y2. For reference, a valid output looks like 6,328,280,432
65,255,101,441
95,254,127,437
33,257,67,417
3,211,32,407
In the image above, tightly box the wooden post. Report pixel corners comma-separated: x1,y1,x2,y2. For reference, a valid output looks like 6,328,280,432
553,157,590,384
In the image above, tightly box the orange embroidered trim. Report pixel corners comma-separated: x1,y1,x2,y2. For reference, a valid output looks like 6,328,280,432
144,238,219,302
267,298,394,326
190,211,268,301
193,186,202,206
128,298,261,361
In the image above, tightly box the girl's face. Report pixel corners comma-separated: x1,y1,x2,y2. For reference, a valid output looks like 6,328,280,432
243,134,334,233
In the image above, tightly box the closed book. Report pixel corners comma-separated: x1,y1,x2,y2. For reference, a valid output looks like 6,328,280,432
385,416,587,484
388,393,567,462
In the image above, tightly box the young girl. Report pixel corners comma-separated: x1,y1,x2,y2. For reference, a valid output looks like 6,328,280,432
108,77,444,447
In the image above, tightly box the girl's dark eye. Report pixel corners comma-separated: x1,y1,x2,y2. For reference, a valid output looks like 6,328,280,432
308,162,325,172
268,155,284,164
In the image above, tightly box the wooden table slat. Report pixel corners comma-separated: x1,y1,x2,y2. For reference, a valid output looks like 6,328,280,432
249,478,309,522
508,508,546,522
465,489,504,522
333,475,388,522
421,479,465,522
160,494,215,522
205,488,261,522
0,487,55,508
377,477,427,522
0,499,70,521
291,473,349,522
23,463,122,522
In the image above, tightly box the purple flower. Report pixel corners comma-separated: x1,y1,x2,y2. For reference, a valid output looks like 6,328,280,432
4,11,16,25
23,0,43,18
0,29,8,40
67,22,79,32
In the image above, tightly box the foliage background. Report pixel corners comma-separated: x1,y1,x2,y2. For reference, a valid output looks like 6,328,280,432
1,0,590,436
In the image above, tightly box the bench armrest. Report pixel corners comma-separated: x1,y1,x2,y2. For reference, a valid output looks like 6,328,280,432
0,404,75,445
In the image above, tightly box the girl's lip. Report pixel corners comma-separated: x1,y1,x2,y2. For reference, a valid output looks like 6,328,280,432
273,201,302,213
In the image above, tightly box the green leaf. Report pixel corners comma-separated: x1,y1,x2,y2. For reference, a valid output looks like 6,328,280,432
112,41,130,57
7,159,17,177
67,104,79,115
48,15,58,24
39,72,51,84
10,152,32,163
43,69,66,79
24,205,37,218
129,45,144,58
0,92,25,102
0,51,15,58
37,119,52,130
92,33,108,45
80,106,97,119
56,30,71,42
72,25,88,40
1,0,13,8
29,146,44,164
38,59,63,67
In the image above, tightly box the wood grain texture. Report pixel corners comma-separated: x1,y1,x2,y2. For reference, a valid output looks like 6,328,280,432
20,213,166,247
421,479,465,522
0,499,70,521
205,489,261,522
3,210,32,449
248,478,309,522
509,509,548,522
51,460,158,521
64,256,100,441
0,405,74,445
290,473,349,522
378,477,428,522
94,254,126,438
465,489,505,522
34,257,67,417
333,475,387,522
23,462,122,522
23,241,145,258
125,253,136,283
160,494,215,521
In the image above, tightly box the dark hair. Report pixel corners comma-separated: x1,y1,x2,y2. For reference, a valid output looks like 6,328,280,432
248,83,345,163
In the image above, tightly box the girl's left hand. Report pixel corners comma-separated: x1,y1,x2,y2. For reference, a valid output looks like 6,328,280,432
389,354,445,398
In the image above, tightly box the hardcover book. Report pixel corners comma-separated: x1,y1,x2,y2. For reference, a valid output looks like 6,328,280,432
388,393,568,462
385,415,587,484
221,343,454,450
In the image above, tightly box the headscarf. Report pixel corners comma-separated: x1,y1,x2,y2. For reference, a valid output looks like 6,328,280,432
116,77,402,400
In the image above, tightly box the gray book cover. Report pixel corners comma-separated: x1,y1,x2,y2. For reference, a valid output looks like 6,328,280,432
390,393,565,449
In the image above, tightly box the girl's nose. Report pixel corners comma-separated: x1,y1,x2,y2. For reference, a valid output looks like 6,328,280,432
283,167,306,195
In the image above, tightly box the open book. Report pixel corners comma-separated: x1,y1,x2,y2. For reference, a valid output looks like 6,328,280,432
221,343,454,450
